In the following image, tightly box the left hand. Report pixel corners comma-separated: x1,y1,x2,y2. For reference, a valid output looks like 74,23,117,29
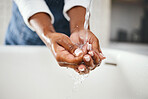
70,29,106,73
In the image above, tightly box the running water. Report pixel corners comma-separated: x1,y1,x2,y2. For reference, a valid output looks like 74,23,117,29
42,1,93,98
84,0,93,43
70,0,93,88
66,2,93,98
66,69,89,99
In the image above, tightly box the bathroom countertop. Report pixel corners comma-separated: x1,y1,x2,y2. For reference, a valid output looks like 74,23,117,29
0,45,148,99
109,42,148,55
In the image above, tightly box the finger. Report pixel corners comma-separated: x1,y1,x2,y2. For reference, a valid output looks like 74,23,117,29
92,48,106,60
56,36,83,56
74,48,83,57
78,64,86,72
79,69,89,75
54,45,83,65
75,65,89,74
89,50,104,69
57,52,83,65
58,62,78,69
58,62,89,74
87,42,92,51
87,41,104,64
58,61,91,74
88,50,100,65
95,50,106,60
78,64,90,74
83,54,95,70
91,38,105,58
90,38,106,60
99,52,106,60
58,61,90,74
82,43,87,55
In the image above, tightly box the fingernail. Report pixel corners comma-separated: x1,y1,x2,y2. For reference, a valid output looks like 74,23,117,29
84,55,90,62
78,67,85,72
74,48,83,56
87,43,92,50
88,51,94,56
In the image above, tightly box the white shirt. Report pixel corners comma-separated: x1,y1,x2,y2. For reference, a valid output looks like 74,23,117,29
14,0,90,30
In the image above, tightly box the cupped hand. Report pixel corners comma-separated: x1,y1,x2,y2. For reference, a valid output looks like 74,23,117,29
70,29,106,73
42,32,89,72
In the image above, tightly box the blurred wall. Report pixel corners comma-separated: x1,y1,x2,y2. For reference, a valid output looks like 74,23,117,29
0,0,111,47
90,0,111,47
110,2,143,41
0,0,12,45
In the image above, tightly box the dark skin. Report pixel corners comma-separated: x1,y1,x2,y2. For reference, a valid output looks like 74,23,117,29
29,6,105,74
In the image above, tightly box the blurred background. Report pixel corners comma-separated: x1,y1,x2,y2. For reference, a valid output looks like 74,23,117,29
0,1,148,98
0,0,148,55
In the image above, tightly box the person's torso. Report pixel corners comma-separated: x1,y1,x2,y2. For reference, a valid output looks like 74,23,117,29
5,0,70,45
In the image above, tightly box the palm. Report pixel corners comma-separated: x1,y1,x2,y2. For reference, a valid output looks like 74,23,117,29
70,30,99,51
70,29,104,72
47,33,83,70
55,45,80,69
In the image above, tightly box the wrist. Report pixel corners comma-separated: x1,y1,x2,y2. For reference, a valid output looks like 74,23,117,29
68,6,86,34
41,30,55,46
71,25,90,34
29,12,55,35
71,25,84,34
42,25,55,36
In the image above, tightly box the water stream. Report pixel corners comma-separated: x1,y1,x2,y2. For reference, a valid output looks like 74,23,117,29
84,0,93,43
66,1,93,98
66,69,89,99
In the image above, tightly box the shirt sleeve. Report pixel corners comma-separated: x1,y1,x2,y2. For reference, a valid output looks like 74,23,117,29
14,0,54,31
63,0,91,21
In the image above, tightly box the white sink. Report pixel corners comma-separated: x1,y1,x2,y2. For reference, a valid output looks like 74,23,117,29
0,46,148,99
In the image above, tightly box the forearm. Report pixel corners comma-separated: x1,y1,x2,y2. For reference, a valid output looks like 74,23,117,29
29,12,55,37
68,6,86,33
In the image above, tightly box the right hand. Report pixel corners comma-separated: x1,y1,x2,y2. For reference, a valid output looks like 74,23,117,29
70,29,106,73
43,32,89,73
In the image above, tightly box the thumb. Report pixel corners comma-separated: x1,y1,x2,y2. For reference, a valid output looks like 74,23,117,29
56,37,83,57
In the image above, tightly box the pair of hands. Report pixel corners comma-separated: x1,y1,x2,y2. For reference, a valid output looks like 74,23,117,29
45,29,105,74
29,10,105,74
